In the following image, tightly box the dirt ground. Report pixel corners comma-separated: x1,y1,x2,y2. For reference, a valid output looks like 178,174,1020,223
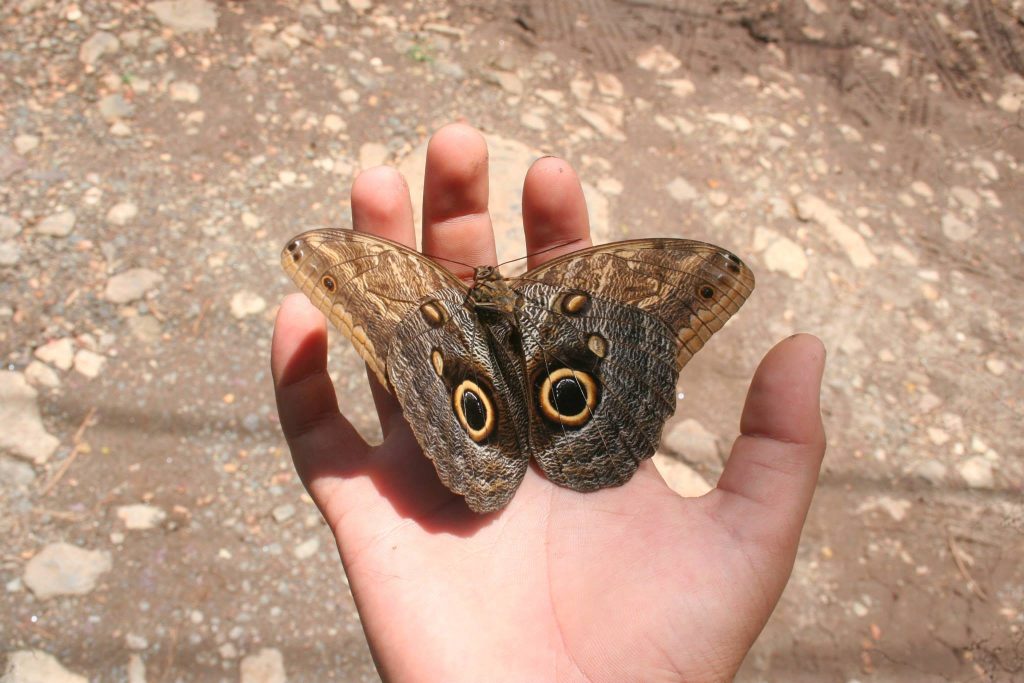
1,0,1022,681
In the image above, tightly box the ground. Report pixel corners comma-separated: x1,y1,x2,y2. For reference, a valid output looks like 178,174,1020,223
1,0,1022,681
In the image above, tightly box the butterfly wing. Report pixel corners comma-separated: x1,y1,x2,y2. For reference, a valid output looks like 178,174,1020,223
509,239,755,491
281,229,467,389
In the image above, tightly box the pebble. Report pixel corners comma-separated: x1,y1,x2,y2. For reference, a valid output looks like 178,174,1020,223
359,142,388,169
272,503,296,523
348,0,372,10
707,112,752,132
594,72,623,98
127,654,146,683
636,44,680,73
0,455,36,489
576,107,625,141
169,81,201,103
73,350,105,379
662,418,721,467
106,202,138,226
117,504,167,530
763,235,809,279
520,112,547,131
253,36,291,61
652,453,712,497
912,460,947,486
319,0,341,12
0,215,20,238
793,193,877,268
940,213,976,242
984,358,1006,376
34,338,75,370
147,0,218,33
293,537,320,559
240,648,287,683
0,372,60,464
23,543,112,599
1,650,87,683
79,31,120,65
98,94,134,122
323,114,346,133
927,427,950,446
667,177,698,202
708,190,730,207
950,186,980,210
856,496,912,522
0,241,20,267
105,268,164,304
125,633,149,650
660,78,695,98
230,291,267,319
37,210,76,237
957,456,994,489
13,135,39,155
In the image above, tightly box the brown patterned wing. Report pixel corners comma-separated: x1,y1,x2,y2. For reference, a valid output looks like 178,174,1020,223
514,239,755,371
281,229,466,390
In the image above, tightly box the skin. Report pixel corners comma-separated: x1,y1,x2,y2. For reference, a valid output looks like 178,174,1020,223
271,123,827,682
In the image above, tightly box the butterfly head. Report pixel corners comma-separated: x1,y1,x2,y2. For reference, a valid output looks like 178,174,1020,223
469,265,518,316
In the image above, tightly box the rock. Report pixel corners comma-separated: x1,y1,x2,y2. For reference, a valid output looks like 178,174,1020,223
576,107,625,141
125,633,148,650
708,190,730,207
0,456,36,489
707,112,752,132
117,504,167,530
24,361,59,388
34,338,74,370
0,372,60,464
594,72,623,98
985,358,1006,376
662,419,721,468
763,236,808,279
793,194,877,268
0,241,19,267
105,268,163,303
520,112,547,131
127,315,162,343
636,44,680,73
106,202,138,226
941,213,976,242
488,71,523,95
73,350,105,379
927,427,950,446
147,0,218,33
168,81,200,103
98,94,134,122
13,135,39,155
230,291,267,319
272,503,296,523
323,114,345,133
359,142,389,169
37,210,76,237
127,654,146,683
659,78,695,98
653,453,712,497
667,177,698,203
319,0,341,12
79,31,120,65
856,496,912,522
293,537,320,559
240,648,287,683
950,186,980,210
1,650,87,683
957,456,994,489
252,35,291,61
0,215,20,239
23,543,112,599
912,460,947,485
348,0,372,11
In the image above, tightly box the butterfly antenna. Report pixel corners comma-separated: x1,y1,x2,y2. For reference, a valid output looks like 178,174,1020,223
421,252,477,270
498,238,584,267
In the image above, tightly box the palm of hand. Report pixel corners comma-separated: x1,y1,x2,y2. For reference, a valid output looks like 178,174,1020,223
272,124,825,682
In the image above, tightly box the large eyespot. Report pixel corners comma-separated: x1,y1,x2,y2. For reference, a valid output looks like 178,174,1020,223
453,379,495,443
538,368,599,427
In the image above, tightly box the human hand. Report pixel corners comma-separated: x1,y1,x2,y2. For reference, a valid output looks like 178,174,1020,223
271,123,826,682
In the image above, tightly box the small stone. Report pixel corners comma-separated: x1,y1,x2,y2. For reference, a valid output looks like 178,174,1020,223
997,92,1021,114
127,654,146,683
79,31,120,65
1,650,87,683
636,44,680,73
73,350,105,379
34,338,75,370
576,107,625,141
662,419,720,468
927,427,950,446
125,633,149,650
219,643,239,659
653,453,712,497
293,537,320,559
23,543,112,599
957,456,994,489
941,213,975,242
659,78,695,98
359,142,388,169
147,0,218,33
707,112,752,132
230,291,267,319
0,372,60,463
106,202,138,226
912,460,947,485
856,496,912,522
0,241,19,267
348,0,372,11
0,455,36,489
253,35,291,60
910,181,933,199
169,81,200,103
105,268,163,303
594,72,623,98
597,178,622,195
117,504,167,530
520,112,547,131
667,177,698,203
240,648,286,683
98,94,134,122
272,503,296,523
950,186,980,210
109,121,132,137
277,170,297,185
763,236,808,279
14,134,39,155
794,194,877,268
24,361,60,388
490,71,523,95
37,210,76,237
984,358,1006,376
0,215,20,238
319,0,341,12
708,190,729,207
323,114,346,132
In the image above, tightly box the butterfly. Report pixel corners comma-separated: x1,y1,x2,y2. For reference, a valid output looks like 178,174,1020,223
282,229,754,513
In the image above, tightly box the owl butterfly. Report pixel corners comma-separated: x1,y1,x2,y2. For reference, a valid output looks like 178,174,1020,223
282,230,754,513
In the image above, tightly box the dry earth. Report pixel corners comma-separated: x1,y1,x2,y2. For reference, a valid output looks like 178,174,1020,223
1,0,1023,681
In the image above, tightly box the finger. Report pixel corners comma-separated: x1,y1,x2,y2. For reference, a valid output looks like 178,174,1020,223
272,294,370,512
421,122,497,279
712,334,827,551
350,165,414,429
522,156,592,268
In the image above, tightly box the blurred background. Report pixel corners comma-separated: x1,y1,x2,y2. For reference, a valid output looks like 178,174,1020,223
1,0,1022,681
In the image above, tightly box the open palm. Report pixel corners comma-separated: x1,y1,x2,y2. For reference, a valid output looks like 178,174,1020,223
272,124,826,682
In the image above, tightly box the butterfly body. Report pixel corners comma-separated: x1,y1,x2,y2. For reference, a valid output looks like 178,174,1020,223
283,230,754,513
